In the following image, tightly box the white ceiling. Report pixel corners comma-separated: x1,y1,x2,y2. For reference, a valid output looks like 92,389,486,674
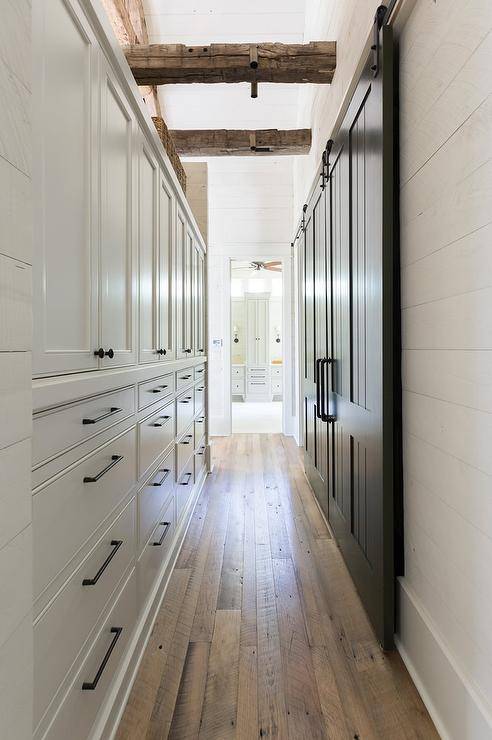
143,0,307,130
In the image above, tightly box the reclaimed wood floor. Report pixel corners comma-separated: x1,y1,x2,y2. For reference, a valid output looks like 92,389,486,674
116,434,438,740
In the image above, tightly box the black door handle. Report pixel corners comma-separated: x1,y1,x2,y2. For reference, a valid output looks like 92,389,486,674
94,348,114,359
82,627,122,690
152,469,170,487
322,358,336,423
83,454,123,483
315,359,322,420
152,521,171,546
82,540,123,586
156,348,167,356
82,407,121,425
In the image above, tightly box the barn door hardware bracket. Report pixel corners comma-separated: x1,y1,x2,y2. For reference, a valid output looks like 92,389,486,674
320,139,334,189
250,45,259,98
371,5,387,77
302,203,308,231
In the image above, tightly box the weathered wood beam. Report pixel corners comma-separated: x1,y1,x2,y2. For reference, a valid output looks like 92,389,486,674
169,129,312,156
124,42,337,85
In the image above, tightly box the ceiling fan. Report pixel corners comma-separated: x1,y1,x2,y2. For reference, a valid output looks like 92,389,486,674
232,260,282,275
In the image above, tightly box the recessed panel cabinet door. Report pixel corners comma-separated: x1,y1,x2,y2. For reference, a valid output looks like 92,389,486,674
33,0,99,376
175,209,187,359
256,299,269,364
158,174,175,361
246,299,257,364
100,60,137,368
138,135,159,363
194,247,205,356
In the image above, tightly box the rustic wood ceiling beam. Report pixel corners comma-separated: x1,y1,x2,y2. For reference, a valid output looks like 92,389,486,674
124,42,337,86
167,128,312,156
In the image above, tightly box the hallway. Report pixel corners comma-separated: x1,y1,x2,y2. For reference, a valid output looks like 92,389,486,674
116,434,437,739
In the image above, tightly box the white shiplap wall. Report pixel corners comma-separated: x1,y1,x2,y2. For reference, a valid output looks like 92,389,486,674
0,2,33,738
397,2,492,738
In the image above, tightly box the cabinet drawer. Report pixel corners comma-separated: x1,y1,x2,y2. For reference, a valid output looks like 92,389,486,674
232,380,245,394
176,367,194,391
33,387,135,468
138,401,174,478
33,427,137,600
176,389,194,436
176,427,194,479
138,373,174,411
232,366,245,378
194,364,206,381
248,380,269,393
194,414,206,448
194,383,205,414
34,500,135,727
137,495,175,608
38,571,137,740
176,464,195,521
138,450,174,549
248,366,268,376
194,443,206,481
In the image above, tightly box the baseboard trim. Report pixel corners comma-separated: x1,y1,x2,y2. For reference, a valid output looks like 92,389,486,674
93,466,209,740
396,578,492,740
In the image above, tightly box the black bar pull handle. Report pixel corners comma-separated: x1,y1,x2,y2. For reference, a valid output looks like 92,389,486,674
180,472,192,485
315,358,322,419
179,396,192,404
196,446,206,456
181,434,193,445
82,540,123,586
151,415,171,427
196,387,205,392
180,374,192,380
83,407,121,425
322,358,336,423
152,521,171,546
152,469,171,487
83,454,123,483
82,627,122,690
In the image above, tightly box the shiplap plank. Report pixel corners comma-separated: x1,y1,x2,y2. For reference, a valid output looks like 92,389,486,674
0,525,32,650
0,254,31,351
0,351,31,450
0,440,31,551
0,155,31,264
0,60,30,176
0,0,31,91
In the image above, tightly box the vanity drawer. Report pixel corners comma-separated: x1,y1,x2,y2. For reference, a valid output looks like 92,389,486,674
38,570,137,740
33,387,135,468
176,389,194,436
176,464,195,521
176,427,194,478
138,450,174,549
271,380,283,394
194,364,206,381
232,365,245,378
138,401,174,478
33,426,137,600
138,373,174,411
137,495,175,608
248,380,269,394
194,414,206,447
176,367,194,391
232,379,245,394
194,383,205,414
248,366,268,376
34,500,135,728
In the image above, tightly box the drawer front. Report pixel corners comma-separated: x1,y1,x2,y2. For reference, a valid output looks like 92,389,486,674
271,381,283,394
138,449,175,549
176,367,194,391
271,366,282,378
138,373,174,411
33,387,135,468
194,415,206,448
176,427,194,479
194,364,206,381
137,495,175,608
232,366,245,378
34,427,137,600
232,380,245,394
248,380,269,393
34,500,135,727
176,464,195,521
138,401,174,478
38,571,137,740
194,383,205,414
176,390,194,436
248,366,268,375
194,444,206,482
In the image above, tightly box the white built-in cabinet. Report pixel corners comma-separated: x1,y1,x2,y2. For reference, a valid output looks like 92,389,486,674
246,296,269,365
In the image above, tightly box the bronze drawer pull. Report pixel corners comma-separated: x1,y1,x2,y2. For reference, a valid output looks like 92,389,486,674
83,455,123,483
82,627,122,690
152,521,171,546
82,407,121,425
82,540,123,586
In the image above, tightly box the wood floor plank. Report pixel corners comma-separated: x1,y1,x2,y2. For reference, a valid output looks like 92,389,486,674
168,642,210,740
116,434,438,740
198,610,241,739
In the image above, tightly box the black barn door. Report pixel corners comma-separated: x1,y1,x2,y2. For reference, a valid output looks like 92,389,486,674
301,22,398,648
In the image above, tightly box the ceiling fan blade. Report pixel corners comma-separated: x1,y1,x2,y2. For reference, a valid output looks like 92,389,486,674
267,267,282,272
264,261,282,267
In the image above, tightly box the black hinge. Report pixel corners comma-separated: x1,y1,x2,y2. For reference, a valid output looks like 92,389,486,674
371,5,387,77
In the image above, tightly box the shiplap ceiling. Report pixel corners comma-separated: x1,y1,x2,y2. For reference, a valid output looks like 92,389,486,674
143,0,307,130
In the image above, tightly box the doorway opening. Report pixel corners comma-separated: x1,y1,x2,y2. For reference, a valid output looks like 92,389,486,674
230,259,283,433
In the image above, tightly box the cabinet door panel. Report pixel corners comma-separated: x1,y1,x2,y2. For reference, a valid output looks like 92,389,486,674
100,61,137,368
257,299,269,364
246,299,257,364
184,232,193,356
138,135,159,363
33,0,99,376
194,247,205,356
175,209,187,359
159,174,174,360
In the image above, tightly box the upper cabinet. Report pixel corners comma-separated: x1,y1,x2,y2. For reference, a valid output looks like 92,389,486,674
100,59,137,368
33,0,205,378
33,0,100,376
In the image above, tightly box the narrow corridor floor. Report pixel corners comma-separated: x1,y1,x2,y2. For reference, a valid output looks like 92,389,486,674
116,434,438,739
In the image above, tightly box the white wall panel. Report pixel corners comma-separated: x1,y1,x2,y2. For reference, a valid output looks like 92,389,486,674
0,440,31,552
0,526,32,649
0,352,31,450
0,254,32,351
0,0,31,92
0,155,31,264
